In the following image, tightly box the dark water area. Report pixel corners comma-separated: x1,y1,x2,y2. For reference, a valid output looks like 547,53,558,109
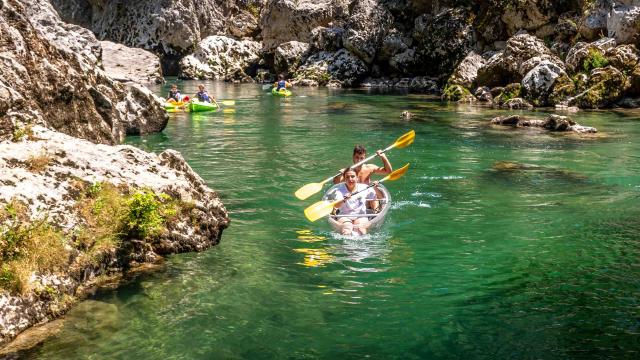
20,80,640,359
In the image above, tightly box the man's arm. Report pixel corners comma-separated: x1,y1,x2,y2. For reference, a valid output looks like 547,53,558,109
373,150,393,175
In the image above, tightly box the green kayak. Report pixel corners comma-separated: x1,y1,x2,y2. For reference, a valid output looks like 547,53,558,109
272,87,292,97
187,100,218,112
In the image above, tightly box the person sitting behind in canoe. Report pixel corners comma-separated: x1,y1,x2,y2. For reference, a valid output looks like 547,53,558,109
167,84,182,103
273,74,292,91
333,168,379,236
194,84,220,107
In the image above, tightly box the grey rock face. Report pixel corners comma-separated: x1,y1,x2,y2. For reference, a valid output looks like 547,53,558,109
0,0,167,145
342,0,393,64
522,61,567,106
53,0,226,57
310,26,344,51
179,36,262,81
294,49,368,86
413,8,474,77
448,52,486,89
608,3,640,45
260,0,338,51
274,41,310,76
100,41,164,84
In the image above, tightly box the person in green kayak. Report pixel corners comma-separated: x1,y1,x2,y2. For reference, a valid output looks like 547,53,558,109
273,74,292,91
194,84,220,107
167,84,182,102
332,168,379,236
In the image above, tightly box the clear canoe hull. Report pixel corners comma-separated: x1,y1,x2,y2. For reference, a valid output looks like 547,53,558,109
322,184,391,233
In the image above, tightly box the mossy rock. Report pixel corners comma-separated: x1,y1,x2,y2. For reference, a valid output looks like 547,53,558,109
441,84,474,102
548,74,576,106
569,66,628,108
494,83,521,105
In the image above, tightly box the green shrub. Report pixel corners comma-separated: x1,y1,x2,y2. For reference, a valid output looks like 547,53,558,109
583,49,609,73
123,190,165,239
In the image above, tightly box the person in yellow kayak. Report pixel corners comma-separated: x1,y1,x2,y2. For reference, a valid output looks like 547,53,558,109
166,84,182,103
273,74,292,91
332,168,379,236
194,84,220,107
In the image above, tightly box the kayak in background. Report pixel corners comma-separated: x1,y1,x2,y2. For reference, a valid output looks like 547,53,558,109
187,100,218,112
165,100,185,112
272,87,292,97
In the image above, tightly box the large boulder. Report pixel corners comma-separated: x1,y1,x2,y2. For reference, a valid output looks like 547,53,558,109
100,41,164,84
522,61,567,106
476,34,556,87
260,0,341,51
565,38,616,73
274,41,310,76
293,49,368,87
179,36,261,81
310,26,344,52
578,1,609,41
227,9,260,38
568,66,629,108
342,0,393,64
1,0,167,145
447,51,486,89
607,3,640,45
501,0,553,36
606,44,640,73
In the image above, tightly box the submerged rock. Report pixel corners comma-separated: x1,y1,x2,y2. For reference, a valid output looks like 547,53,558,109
491,114,597,133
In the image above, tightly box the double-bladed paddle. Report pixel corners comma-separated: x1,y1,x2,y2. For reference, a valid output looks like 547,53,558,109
303,163,410,222
294,130,415,200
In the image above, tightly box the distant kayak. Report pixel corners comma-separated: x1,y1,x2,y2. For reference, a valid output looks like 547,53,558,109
165,101,185,112
272,87,292,97
187,100,218,112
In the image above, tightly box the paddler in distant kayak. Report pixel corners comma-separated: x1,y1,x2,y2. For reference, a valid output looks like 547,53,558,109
332,168,379,236
273,74,292,91
166,84,182,102
194,84,220,108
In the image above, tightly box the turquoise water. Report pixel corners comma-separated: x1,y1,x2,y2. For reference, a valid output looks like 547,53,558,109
21,81,640,359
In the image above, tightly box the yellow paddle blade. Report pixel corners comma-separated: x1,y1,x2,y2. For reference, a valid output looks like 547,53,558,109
295,182,324,200
304,200,336,222
221,100,236,106
393,130,415,149
384,163,410,182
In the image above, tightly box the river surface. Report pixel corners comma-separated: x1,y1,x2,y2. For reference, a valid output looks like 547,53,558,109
22,81,640,359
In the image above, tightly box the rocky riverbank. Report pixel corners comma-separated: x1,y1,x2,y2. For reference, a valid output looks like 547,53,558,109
51,0,640,109
1,0,229,346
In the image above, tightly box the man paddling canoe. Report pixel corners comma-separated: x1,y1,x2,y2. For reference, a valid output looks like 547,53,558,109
333,145,393,184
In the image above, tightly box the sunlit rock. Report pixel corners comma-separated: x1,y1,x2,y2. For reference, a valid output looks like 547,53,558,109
179,36,261,81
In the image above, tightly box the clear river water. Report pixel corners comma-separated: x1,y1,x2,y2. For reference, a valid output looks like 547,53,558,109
20,81,640,359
